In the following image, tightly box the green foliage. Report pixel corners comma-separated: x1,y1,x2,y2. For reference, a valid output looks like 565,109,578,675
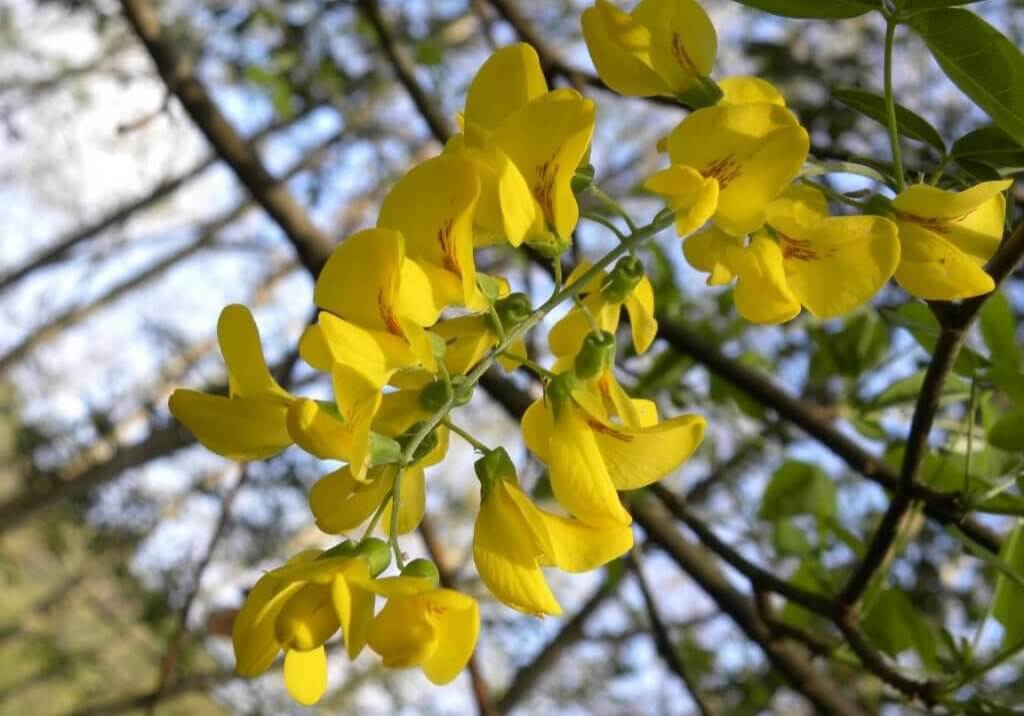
832,87,946,153
909,8,1024,145
759,461,837,520
863,588,940,669
992,523,1024,647
952,125,1024,176
728,0,875,19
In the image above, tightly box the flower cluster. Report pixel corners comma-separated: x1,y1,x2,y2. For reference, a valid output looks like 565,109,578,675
582,0,1009,321
170,39,705,705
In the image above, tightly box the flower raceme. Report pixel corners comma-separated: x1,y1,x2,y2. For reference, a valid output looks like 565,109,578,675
581,0,720,107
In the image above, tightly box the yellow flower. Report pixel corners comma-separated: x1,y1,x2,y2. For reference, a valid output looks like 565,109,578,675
365,576,480,685
309,464,425,537
581,0,718,106
472,450,632,616
718,76,786,107
522,375,705,527
685,186,901,323
378,155,485,310
548,257,658,358
646,100,809,237
891,180,1011,300
232,543,386,706
169,304,295,461
446,43,595,249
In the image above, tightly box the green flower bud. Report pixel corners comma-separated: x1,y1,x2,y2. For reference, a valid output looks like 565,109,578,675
397,421,439,464
318,540,356,560
526,233,571,260
574,330,616,380
418,379,453,413
601,255,645,303
474,448,517,500
368,432,402,466
401,558,440,587
354,537,391,577
491,292,533,334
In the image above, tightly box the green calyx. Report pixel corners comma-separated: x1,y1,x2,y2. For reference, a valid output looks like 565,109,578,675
574,330,616,380
354,537,391,577
401,558,441,587
418,378,453,413
489,292,533,335
676,75,724,110
474,447,517,501
546,370,581,418
600,255,645,303
862,194,894,218
396,420,439,464
571,163,596,193
526,232,571,259
368,432,403,466
451,376,474,406
318,540,357,560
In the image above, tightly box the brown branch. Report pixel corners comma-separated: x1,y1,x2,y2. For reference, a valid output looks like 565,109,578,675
629,550,715,716
498,570,621,712
119,0,335,276
631,496,870,716
357,0,451,144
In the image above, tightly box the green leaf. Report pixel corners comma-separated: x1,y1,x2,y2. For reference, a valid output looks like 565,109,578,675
863,588,940,669
952,125,1024,170
414,39,444,66
989,411,1024,453
980,291,1022,369
866,369,969,412
992,523,1024,647
882,303,990,377
759,461,837,520
772,519,814,557
832,87,946,153
902,0,986,9
909,9,1024,145
729,0,876,18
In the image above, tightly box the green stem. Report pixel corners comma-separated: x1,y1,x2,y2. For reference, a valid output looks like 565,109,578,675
587,185,637,233
388,469,405,569
964,376,978,492
502,351,556,379
360,489,392,543
883,14,906,192
800,178,869,210
443,418,491,453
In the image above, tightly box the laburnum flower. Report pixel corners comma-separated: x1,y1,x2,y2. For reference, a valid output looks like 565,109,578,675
548,256,658,359
446,43,595,250
365,574,480,685
581,0,719,107
891,180,1011,300
169,304,295,460
378,154,486,311
232,542,388,706
646,100,809,238
309,464,426,536
522,373,705,527
471,449,632,616
687,186,901,323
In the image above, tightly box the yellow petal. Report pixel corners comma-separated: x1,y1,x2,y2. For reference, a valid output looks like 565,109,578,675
634,0,717,93
285,398,354,460
315,227,404,332
309,465,390,534
332,562,375,659
473,481,561,616
489,90,595,241
218,304,292,401
727,235,802,324
575,399,705,490
778,215,901,318
367,593,439,668
645,165,719,236
274,583,339,651
298,324,331,373
382,466,426,536
683,226,743,286
465,43,548,134
892,180,1012,220
521,398,554,464
624,276,657,354
894,222,995,300
317,312,392,387
550,402,632,526
233,574,301,677
331,364,383,480
719,76,786,106
420,590,480,685
283,646,327,706
379,155,481,308
539,511,633,572
169,390,291,461
581,1,669,97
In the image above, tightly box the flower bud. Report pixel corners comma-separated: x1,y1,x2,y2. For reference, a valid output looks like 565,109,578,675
418,379,453,413
491,292,533,334
451,376,475,406
546,370,581,417
474,448,517,499
354,537,391,577
601,255,645,303
401,558,441,587
397,421,439,464
318,540,357,560
368,432,402,466
574,330,616,380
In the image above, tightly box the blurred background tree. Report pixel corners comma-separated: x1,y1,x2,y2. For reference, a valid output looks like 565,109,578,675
1,0,1023,714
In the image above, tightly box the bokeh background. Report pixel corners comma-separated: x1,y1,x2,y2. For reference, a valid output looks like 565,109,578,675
1,1,1023,714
